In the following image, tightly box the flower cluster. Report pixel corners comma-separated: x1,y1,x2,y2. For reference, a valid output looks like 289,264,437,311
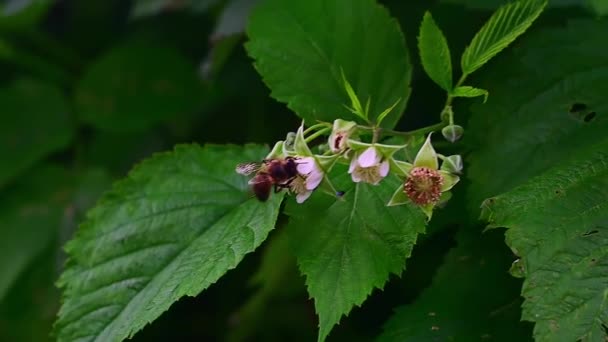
236,119,461,219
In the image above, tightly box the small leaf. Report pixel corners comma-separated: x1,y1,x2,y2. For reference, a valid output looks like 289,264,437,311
75,41,204,132
54,145,284,342
461,0,547,75
418,12,453,91
376,98,401,126
246,0,412,128
481,138,608,341
0,78,73,188
286,169,426,342
450,85,488,102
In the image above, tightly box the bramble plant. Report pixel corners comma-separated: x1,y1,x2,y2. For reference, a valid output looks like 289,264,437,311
2,0,608,341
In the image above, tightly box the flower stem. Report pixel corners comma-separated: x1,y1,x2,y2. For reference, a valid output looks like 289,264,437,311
305,127,331,143
303,122,331,136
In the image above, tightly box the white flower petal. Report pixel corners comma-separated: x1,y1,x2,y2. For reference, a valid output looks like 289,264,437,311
351,172,362,183
348,157,357,173
296,157,315,174
358,147,378,168
379,160,389,177
296,191,312,203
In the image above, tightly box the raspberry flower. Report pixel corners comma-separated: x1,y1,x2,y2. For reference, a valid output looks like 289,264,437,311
387,134,460,219
346,140,405,185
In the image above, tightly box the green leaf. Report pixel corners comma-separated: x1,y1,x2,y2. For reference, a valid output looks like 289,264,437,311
378,229,531,341
450,85,488,102
418,12,452,91
460,0,547,75
480,137,608,341
246,0,412,128
286,169,426,342
54,145,284,342
75,41,204,132
466,19,608,210
0,78,73,188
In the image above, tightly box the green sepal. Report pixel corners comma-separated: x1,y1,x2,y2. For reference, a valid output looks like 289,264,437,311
440,170,460,192
390,159,413,177
348,140,406,158
387,185,409,206
294,124,314,156
440,154,463,174
266,141,286,159
420,203,435,221
315,154,340,173
413,134,438,169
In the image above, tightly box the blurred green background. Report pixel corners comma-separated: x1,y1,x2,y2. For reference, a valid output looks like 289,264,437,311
0,0,597,341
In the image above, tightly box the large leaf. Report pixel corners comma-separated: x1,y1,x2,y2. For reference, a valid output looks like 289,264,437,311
378,229,531,341
246,0,411,128
54,145,284,342
467,19,608,210
130,0,219,17
75,41,204,132
481,137,608,341
418,12,452,91
0,78,73,188
286,170,427,342
0,0,53,28
460,0,547,75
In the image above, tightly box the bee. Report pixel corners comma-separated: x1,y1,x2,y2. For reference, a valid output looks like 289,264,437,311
236,157,300,201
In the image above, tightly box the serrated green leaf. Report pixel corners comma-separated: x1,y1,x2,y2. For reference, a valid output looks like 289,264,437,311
286,169,426,342
461,0,547,75
418,12,452,91
246,0,411,128
378,229,531,341
0,78,73,188
451,85,488,102
467,19,608,210
54,144,284,342
75,41,204,132
481,137,608,341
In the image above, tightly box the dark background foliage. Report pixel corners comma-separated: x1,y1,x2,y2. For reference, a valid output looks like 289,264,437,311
0,0,597,341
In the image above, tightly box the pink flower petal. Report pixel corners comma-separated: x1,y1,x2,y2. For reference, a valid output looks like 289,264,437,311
306,171,323,190
296,191,312,203
379,160,389,177
358,147,378,168
348,157,357,173
351,172,362,183
296,157,315,174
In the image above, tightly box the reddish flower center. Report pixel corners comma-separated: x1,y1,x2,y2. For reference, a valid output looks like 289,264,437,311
404,167,444,205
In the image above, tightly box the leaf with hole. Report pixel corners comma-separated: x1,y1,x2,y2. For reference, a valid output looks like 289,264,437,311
481,137,608,341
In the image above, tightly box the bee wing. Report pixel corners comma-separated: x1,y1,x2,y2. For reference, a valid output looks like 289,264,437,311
236,162,262,175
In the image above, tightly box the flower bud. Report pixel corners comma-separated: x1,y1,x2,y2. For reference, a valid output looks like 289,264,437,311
328,119,357,153
440,155,463,174
441,125,464,143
